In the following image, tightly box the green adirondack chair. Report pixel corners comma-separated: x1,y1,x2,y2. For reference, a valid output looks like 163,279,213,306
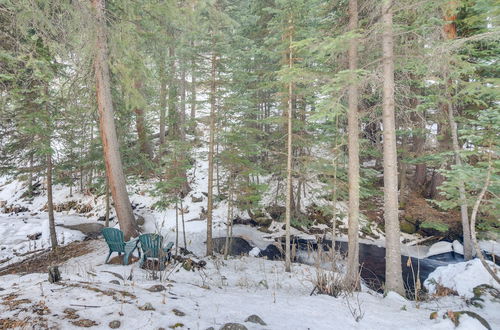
138,233,174,267
102,227,140,265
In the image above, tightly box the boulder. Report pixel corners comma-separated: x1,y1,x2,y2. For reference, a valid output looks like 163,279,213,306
245,315,266,325
135,215,145,226
109,320,121,329
212,237,253,256
258,244,283,260
219,323,248,330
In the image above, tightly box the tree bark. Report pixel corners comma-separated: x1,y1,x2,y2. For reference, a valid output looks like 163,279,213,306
381,0,405,296
346,0,360,286
284,19,293,273
190,40,197,133
206,46,217,256
168,45,180,140
91,0,137,240
447,99,473,260
47,153,57,251
443,3,473,260
159,56,167,148
134,81,153,160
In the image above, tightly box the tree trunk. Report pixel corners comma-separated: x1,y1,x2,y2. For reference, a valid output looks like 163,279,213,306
91,0,137,240
159,56,167,149
206,46,217,257
447,99,472,260
443,3,473,261
284,20,293,273
381,0,405,296
190,40,197,133
47,153,57,251
168,46,180,140
105,176,110,227
346,0,360,286
134,80,153,160
180,67,186,140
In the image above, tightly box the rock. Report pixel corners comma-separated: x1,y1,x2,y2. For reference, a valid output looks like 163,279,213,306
135,215,145,226
172,309,185,316
27,232,42,240
258,244,283,260
205,328,215,330
71,319,98,327
265,205,285,221
400,221,416,234
219,323,248,330
109,280,120,285
254,217,272,227
109,320,121,329
147,284,166,292
139,303,155,311
191,195,203,203
212,237,253,256
245,315,266,325
58,223,104,239
48,266,61,283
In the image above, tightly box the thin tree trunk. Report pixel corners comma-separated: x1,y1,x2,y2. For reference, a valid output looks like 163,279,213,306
91,0,137,240
206,45,217,256
443,5,473,259
168,46,180,140
469,156,499,284
159,56,167,148
175,201,179,256
180,67,186,140
47,153,57,251
346,0,360,286
382,0,405,296
224,175,234,260
180,198,187,249
285,19,293,273
190,40,197,133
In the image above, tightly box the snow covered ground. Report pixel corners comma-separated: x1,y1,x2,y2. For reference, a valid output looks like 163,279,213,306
1,237,498,330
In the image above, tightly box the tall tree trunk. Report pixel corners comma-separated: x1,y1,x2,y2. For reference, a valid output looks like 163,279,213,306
346,0,360,286
381,0,405,296
206,46,217,256
190,40,197,133
180,66,186,140
47,152,57,251
284,19,293,273
91,0,137,240
159,56,167,149
168,46,180,140
443,2,473,260
134,80,153,160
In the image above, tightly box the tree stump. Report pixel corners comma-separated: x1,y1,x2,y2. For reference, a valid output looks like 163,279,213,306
48,266,61,283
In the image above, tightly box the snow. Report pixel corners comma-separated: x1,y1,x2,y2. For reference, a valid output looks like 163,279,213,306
425,259,500,298
426,241,453,257
453,240,464,255
1,240,497,330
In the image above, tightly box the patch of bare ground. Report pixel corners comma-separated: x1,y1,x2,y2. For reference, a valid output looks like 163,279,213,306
0,240,95,276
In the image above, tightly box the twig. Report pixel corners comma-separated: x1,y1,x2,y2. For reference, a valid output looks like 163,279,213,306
70,304,101,308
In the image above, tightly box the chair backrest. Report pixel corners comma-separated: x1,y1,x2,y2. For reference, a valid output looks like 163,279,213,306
102,228,125,252
139,234,164,258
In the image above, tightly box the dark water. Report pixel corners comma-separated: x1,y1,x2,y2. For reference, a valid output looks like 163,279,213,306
213,235,497,295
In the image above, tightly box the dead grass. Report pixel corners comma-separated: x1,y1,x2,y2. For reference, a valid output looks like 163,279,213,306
0,240,95,276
